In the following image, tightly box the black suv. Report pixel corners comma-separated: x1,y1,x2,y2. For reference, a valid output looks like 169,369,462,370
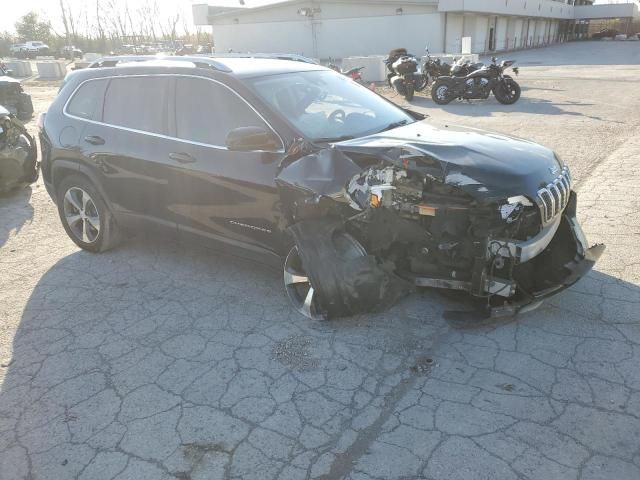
40,56,603,319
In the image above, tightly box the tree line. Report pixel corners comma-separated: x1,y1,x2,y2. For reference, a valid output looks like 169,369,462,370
1,0,208,57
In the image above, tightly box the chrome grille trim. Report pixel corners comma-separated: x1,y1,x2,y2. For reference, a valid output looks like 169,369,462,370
537,166,571,223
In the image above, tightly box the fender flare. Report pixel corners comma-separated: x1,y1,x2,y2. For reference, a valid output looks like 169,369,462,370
51,159,113,210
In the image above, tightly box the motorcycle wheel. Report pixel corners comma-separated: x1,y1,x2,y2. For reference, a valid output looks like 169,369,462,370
404,82,415,101
494,79,521,105
431,80,454,105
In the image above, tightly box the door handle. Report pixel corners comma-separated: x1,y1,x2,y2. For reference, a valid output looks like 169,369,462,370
84,135,105,145
168,152,196,164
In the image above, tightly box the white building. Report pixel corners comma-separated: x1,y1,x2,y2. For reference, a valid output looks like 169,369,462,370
192,0,640,59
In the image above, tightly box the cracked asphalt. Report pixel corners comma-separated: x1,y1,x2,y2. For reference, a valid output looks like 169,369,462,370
1,42,640,479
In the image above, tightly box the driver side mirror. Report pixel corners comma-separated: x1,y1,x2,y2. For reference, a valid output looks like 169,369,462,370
225,126,280,152
491,56,498,63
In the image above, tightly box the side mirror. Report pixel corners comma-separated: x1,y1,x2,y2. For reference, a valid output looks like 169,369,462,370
492,56,498,63
225,126,280,152
5,69,14,77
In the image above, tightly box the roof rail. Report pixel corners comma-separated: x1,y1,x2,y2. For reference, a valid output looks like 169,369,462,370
202,52,319,65
87,55,233,72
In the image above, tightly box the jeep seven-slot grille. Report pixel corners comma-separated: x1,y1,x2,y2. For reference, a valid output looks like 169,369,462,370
537,166,571,223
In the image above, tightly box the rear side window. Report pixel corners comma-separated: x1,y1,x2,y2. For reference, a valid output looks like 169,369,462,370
66,79,108,120
103,77,169,134
174,77,270,146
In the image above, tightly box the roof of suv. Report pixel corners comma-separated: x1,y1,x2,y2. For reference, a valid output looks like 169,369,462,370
61,56,329,94
84,55,325,78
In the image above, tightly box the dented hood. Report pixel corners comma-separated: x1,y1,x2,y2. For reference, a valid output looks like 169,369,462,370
334,121,563,202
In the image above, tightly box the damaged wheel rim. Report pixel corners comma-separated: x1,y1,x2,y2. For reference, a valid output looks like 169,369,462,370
63,187,100,244
284,245,320,319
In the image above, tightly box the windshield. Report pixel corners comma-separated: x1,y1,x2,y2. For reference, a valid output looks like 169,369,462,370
243,70,414,142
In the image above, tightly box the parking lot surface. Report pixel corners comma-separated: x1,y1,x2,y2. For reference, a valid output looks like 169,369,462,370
1,42,640,479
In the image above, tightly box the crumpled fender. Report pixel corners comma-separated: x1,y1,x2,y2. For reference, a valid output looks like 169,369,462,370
288,218,413,318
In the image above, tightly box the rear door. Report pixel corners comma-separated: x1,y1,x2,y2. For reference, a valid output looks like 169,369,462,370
169,76,286,252
81,75,186,230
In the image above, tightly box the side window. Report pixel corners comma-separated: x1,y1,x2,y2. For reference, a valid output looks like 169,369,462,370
66,79,108,120
103,77,169,134
175,77,273,147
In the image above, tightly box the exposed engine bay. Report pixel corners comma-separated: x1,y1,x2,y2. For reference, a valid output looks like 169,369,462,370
275,120,604,320
0,106,38,194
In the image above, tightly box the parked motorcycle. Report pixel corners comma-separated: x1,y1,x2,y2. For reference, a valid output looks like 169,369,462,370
384,48,425,101
431,57,521,105
329,64,365,83
420,50,485,91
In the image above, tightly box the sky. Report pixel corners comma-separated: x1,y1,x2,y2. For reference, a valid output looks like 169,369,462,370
2,0,635,35
0,0,276,34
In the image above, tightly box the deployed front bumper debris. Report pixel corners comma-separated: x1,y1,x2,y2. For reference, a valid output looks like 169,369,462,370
275,125,603,319
0,75,34,120
0,106,38,194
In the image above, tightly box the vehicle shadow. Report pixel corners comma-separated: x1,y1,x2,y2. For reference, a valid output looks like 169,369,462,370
411,95,614,122
0,186,34,248
0,231,636,477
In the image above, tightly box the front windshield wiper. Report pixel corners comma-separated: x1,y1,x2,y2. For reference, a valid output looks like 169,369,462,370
377,119,410,133
312,135,355,144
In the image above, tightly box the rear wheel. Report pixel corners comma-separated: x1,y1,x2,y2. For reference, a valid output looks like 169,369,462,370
431,80,454,105
494,78,521,104
56,175,121,253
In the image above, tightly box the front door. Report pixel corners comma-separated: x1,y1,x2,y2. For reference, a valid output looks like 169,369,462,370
168,76,286,253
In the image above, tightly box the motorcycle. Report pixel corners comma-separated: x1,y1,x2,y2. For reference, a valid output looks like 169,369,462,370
329,64,365,83
419,50,484,90
431,57,521,105
384,48,426,101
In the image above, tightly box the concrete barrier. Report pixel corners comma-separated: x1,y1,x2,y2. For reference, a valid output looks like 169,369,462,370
341,56,387,82
36,61,67,79
5,61,33,77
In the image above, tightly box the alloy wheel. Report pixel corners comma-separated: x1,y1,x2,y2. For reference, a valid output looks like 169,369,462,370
436,85,449,101
62,187,100,244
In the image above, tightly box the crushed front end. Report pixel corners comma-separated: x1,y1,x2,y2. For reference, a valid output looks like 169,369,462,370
276,123,604,319
0,106,38,194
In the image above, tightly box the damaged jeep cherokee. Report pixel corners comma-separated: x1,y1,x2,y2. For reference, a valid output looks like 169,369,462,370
40,57,603,319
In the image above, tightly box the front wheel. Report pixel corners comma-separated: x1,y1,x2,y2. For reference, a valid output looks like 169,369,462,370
431,80,454,105
494,78,521,104
404,81,415,101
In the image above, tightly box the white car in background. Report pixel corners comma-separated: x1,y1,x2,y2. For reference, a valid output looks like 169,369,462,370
10,41,50,58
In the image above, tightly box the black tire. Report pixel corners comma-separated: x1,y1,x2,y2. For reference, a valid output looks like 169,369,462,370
431,80,454,105
56,174,121,253
494,78,521,105
17,93,34,120
404,82,415,101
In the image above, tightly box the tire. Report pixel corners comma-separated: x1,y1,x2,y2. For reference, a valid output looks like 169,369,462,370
17,93,34,120
494,78,521,105
431,80,454,105
56,174,121,253
404,82,415,101
283,231,367,319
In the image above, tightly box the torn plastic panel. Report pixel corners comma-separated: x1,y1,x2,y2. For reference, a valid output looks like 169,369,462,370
0,106,38,194
288,218,412,318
